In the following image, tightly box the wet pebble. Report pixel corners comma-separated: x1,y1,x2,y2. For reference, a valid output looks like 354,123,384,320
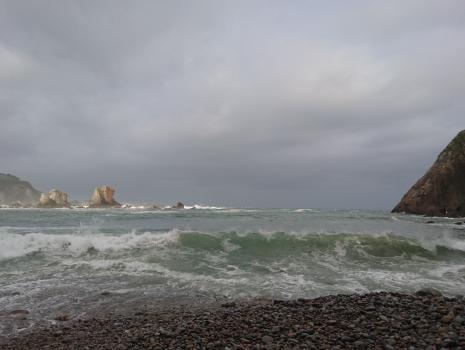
3,291,465,350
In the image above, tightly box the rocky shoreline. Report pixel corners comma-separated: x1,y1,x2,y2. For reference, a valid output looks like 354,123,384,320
2,291,465,349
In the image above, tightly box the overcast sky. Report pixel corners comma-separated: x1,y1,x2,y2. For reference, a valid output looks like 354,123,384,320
1,1,464,209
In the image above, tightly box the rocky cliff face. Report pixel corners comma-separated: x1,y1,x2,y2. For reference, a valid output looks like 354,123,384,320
0,173,41,206
89,186,121,207
38,189,70,208
392,130,465,217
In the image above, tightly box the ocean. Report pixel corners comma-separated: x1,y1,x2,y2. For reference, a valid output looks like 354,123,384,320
1,207,465,336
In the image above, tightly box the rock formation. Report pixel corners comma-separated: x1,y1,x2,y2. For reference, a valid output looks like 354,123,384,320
37,189,70,208
173,201,185,209
89,186,121,207
392,130,465,217
0,173,41,206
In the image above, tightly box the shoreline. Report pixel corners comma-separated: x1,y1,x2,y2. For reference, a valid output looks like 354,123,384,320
2,291,465,349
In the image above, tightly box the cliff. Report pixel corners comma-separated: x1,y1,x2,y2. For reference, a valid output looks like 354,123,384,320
0,173,41,206
392,130,465,217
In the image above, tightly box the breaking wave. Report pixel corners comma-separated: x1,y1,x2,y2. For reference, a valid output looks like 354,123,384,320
2,229,465,263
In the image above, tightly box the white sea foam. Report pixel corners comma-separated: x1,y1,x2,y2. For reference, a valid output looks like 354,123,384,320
294,209,320,213
427,264,465,278
184,204,227,210
3,225,465,262
221,239,241,252
0,229,181,260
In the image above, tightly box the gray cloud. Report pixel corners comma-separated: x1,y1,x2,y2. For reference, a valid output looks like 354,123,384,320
1,0,464,208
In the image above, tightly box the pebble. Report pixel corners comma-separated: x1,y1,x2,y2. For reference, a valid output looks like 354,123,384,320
3,291,465,350
261,335,273,344
441,310,455,323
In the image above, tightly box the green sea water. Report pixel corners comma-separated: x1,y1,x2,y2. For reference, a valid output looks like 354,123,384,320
1,207,465,335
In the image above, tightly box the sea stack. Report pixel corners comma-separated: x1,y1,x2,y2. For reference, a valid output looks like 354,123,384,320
392,130,465,217
38,189,70,208
89,185,121,208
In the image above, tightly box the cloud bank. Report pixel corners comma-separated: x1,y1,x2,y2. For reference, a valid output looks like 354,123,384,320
1,1,464,208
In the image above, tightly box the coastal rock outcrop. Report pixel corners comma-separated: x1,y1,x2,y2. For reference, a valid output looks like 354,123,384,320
38,189,70,208
89,186,121,208
0,173,41,206
173,201,185,209
392,130,465,217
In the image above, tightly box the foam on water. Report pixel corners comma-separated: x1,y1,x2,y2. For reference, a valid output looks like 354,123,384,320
0,229,180,260
2,226,465,262
1,208,465,337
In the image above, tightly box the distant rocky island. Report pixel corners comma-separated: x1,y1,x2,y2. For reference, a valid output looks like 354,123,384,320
0,174,184,209
393,130,465,217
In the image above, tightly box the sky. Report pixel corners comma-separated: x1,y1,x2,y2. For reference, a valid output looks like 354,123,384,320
1,1,464,209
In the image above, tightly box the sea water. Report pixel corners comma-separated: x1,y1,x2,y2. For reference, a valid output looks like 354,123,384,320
1,207,465,335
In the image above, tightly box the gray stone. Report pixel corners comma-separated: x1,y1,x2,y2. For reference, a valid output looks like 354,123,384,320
261,335,273,344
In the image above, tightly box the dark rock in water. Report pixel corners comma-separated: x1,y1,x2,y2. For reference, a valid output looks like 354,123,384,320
38,189,70,208
454,221,464,225
89,186,121,208
392,130,465,217
173,201,184,209
0,173,41,206
426,220,435,224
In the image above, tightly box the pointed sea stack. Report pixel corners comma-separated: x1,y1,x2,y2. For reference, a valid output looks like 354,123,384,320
392,130,465,217
88,186,121,208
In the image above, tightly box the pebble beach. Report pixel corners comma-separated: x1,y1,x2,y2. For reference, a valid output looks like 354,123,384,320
3,290,465,350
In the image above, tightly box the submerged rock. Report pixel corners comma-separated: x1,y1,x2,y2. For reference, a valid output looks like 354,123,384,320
89,186,121,208
38,189,70,208
392,130,465,217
